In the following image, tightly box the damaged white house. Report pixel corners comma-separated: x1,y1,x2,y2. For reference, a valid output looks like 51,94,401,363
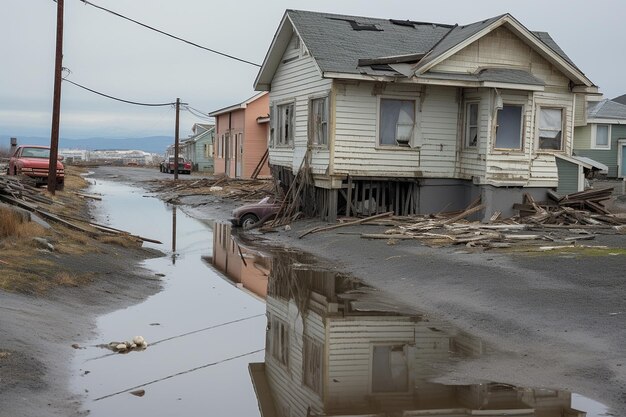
254,10,599,220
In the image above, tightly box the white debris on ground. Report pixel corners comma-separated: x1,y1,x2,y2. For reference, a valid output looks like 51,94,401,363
108,336,148,353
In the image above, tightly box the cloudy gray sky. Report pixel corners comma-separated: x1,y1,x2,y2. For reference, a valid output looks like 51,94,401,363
1,0,624,139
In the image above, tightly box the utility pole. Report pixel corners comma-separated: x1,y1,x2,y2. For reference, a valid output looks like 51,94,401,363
173,98,180,180
48,0,64,194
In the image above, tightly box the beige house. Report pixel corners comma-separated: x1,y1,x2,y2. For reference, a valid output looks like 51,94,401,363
254,11,599,220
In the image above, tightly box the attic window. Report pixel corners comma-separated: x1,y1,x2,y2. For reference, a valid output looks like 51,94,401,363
329,17,382,31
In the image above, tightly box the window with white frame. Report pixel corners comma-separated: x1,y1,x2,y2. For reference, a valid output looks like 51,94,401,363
303,335,323,395
465,102,479,147
276,103,295,146
379,98,415,146
371,345,408,393
217,135,223,158
495,104,523,149
309,96,328,146
538,108,563,150
593,124,611,149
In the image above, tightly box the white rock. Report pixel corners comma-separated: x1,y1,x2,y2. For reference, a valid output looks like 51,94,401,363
116,343,127,351
130,343,137,349
141,341,148,348
132,336,145,345
284,225,291,231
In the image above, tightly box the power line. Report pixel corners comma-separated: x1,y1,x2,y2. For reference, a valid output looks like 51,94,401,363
63,78,176,107
183,106,213,121
78,0,262,67
93,348,264,401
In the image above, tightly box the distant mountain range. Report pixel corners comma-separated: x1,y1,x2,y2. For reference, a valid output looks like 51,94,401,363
0,135,174,155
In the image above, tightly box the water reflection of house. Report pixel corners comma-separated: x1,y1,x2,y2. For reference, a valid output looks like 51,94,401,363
249,256,586,417
211,222,271,300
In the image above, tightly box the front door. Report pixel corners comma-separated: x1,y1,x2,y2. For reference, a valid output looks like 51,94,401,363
235,133,243,178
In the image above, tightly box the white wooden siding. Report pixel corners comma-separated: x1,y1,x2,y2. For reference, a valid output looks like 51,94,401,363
269,34,332,175
333,81,422,176
326,316,416,410
419,85,460,177
432,26,570,90
265,296,325,417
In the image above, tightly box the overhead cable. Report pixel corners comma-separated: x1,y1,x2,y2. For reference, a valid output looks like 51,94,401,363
93,348,264,401
63,78,176,107
78,0,262,67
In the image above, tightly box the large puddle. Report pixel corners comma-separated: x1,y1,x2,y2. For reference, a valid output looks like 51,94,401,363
72,176,610,417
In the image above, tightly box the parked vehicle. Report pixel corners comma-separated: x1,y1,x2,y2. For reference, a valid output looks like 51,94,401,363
8,145,65,189
231,196,281,229
160,157,192,174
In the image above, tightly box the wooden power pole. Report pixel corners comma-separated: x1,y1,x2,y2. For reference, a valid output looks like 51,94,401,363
173,98,180,180
48,0,64,194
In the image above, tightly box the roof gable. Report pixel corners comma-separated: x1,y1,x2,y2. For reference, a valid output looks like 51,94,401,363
254,10,594,90
413,14,593,87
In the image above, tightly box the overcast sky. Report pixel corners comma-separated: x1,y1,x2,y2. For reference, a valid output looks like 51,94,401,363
1,0,624,140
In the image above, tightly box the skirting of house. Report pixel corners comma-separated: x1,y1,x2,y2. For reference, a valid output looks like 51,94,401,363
270,164,551,222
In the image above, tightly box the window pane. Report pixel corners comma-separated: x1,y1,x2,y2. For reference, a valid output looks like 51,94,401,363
539,108,562,150
380,99,414,145
495,105,523,149
311,97,328,146
466,103,479,147
596,125,609,146
469,103,478,125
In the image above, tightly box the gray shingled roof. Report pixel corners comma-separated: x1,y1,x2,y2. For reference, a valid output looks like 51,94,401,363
286,10,580,81
612,94,626,106
588,99,626,120
286,10,452,75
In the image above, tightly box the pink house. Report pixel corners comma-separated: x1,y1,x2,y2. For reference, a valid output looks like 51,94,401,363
209,92,270,178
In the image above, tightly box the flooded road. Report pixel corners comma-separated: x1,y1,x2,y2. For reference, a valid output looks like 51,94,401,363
71,175,610,417
72,179,265,416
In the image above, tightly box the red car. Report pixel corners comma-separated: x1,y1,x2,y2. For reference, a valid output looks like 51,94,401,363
160,157,191,174
8,145,65,189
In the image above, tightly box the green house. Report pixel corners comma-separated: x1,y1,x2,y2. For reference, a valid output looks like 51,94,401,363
574,99,626,178
177,124,215,172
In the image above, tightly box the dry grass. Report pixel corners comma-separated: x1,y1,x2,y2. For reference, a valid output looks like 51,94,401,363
98,234,142,248
0,208,46,238
0,166,116,293
53,272,92,287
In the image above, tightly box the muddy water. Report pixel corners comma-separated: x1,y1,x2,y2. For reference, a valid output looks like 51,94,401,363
212,223,610,417
72,177,609,417
71,180,265,416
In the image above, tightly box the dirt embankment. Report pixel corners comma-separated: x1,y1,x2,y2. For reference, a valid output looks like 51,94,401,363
0,168,163,417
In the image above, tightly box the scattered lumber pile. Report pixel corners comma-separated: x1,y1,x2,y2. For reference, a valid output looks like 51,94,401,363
150,176,276,203
332,190,625,251
518,188,622,226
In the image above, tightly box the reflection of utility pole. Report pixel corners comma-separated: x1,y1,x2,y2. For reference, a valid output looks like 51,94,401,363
173,98,180,180
47,0,64,194
171,205,177,255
